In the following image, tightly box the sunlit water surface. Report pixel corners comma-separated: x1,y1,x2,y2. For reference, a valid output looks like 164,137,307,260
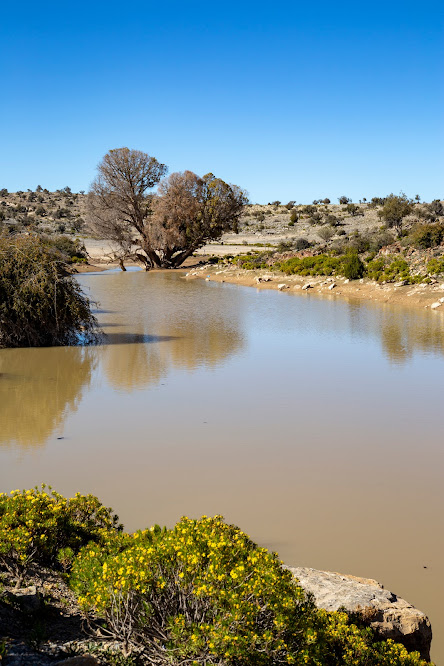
1,270,443,661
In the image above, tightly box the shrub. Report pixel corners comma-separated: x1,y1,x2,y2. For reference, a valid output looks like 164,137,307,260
308,212,323,225
377,193,414,236
410,223,444,249
300,205,317,216
70,515,429,665
342,253,365,280
0,486,121,581
324,213,340,227
345,203,361,217
237,252,270,270
44,235,88,263
294,237,311,250
338,196,351,205
0,235,99,347
317,226,335,242
278,255,342,276
289,210,298,224
427,258,444,275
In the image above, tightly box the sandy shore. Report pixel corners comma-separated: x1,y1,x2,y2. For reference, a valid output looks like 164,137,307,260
183,264,444,314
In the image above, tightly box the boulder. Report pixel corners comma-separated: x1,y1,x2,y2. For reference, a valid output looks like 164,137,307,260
287,567,432,661
328,283,336,290
302,283,312,290
7,585,41,612
430,302,441,309
277,283,288,290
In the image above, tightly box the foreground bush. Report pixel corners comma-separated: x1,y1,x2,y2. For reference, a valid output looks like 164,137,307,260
0,489,431,665
70,515,430,665
0,486,121,581
0,235,98,347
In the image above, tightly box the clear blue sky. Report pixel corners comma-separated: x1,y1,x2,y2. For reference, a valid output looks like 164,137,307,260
1,0,443,203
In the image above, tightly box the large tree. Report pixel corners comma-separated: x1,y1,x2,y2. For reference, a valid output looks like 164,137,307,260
87,148,247,269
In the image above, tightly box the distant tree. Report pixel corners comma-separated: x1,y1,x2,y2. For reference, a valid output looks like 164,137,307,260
285,201,295,209
36,185,43,192
377,193,414,236
414,194,421,202
270,200,281,206
87,148,247,269
0,188,8,197
0,235,98,347
322,198,331,204
338,195,351,205
345,203,361,217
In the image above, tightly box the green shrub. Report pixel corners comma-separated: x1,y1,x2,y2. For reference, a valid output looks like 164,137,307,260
290,210,298,224
427,257,444,275
0,486,121,580
277,255,342,276
410,223,444,249
342,253,365,280
0,235,98,347
70,515,429,665
236,252,270,270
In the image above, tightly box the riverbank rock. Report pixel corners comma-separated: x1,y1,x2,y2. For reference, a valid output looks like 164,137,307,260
287,567,432,661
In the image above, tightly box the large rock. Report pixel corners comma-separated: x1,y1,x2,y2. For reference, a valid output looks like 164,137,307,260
287,567,432,661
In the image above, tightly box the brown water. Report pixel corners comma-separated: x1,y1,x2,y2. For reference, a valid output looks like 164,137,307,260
1,269,443,661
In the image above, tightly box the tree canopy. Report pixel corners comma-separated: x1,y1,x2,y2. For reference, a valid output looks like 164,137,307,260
378,193,414,235
0,235,99,347
87,148,248,269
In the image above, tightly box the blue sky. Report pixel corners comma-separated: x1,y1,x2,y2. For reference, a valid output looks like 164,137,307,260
0,0,443,203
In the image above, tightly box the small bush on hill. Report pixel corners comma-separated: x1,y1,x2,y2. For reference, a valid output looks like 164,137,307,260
427,257,444,275
410,223,444,249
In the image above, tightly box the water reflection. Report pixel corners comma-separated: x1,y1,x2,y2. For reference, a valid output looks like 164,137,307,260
0,347,96,449
342,299,444,363
88,272,245,391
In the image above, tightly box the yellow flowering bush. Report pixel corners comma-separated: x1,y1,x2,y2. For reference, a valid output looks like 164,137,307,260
0,485,121,581
70,516,430,665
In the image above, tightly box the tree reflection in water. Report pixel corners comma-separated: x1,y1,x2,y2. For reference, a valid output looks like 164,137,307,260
0,347,96,449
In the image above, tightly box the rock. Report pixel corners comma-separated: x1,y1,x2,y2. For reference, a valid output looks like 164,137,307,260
55,658,99,666
287,567,432,660
277,283,288,290
7,585,41,612
344,278,350,284
328,283,336,290
394,280,409,287
293,285,302,290
302,283,312,290
439,283,444,290
261,276,272,282
439,297,444,303
430,301,442,309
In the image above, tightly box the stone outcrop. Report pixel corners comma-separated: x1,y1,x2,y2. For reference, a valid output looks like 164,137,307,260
287,567,432,661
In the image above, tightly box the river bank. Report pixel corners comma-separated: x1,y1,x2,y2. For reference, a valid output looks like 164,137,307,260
184,263,444,314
